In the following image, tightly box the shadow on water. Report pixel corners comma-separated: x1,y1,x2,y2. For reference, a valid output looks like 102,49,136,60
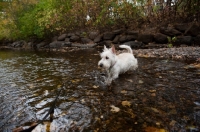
0,49,199,132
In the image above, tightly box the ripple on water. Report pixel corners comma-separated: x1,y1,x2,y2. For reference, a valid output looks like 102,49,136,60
0,50,199,132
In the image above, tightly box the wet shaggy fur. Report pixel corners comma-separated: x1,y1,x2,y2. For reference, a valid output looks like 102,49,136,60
98,45,138,85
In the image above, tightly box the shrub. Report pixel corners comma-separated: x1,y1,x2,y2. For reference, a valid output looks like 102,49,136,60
0,0,199,41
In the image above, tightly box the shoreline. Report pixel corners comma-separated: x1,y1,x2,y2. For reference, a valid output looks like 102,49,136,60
0,45,199,62
132,46,200,62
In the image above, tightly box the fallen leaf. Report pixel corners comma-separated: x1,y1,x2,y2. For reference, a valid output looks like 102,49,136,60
95,117,100,121
168,109,177,115
57,84,62,88
169,120,176,126
126,79,133,82
11,84,17,87
139,80,144,84
151,93,156,96
191,63,200,69
122,101,131,107
28,84,34,89
121,90,127,94
68,97,77,101
184,63,200,69
156,122,160,126
138,54,150,58
43,62,50,65
80,99,85,103
71,79,81,83
79,63,85,65
126,109,136,118
151,107,160,113
149,90,156,93
144,127,167,132
110,105,120,113
159,129,166,132
93,85,99,89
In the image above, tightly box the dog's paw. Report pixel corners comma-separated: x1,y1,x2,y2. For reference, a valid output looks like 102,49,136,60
105,79,112,86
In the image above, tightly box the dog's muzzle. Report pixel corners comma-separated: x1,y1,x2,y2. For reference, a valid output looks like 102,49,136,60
99,63,103,68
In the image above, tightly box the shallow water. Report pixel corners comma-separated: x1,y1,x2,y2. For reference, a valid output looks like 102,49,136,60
0,49,199,132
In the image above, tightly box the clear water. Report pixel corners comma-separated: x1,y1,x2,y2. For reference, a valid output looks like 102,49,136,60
0,49,199,132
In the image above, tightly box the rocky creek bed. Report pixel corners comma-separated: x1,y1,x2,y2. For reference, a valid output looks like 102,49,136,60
132,46,200,62
1,22,200,62
0,48,199,132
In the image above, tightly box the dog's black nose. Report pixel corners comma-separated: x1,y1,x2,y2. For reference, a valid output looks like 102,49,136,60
99,64,103,67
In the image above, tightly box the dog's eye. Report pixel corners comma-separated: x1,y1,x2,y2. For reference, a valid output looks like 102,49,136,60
106,56,109,59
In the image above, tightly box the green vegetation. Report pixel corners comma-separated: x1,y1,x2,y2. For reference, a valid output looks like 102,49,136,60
167,36,177,48
0,0,199,41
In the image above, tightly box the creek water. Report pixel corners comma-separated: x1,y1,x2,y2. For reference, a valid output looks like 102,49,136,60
0,49,199,132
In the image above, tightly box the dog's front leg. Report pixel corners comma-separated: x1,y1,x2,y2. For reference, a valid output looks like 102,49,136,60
112,74,119,80
105,71,112,85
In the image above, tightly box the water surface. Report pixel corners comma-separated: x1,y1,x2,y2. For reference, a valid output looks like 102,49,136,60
0,49,199,132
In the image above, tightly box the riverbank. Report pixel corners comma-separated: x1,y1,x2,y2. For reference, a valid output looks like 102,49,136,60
0,45,200,62
1,22,200,62
132,46,200,62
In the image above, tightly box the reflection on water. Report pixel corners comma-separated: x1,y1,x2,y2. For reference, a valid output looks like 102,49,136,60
0,49,199,132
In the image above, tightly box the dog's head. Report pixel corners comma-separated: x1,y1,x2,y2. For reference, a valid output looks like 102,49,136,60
98,45,117,70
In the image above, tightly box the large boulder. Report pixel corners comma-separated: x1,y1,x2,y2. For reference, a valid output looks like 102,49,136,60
0,39,13,46
98,40,112,46
119,35,127,43
67,33,75,37
22,42,33,49
65,38,70,42
113,35,120,44
51,36,58,42
113,29,124,35
122,41,144,48
184,23,200,36
194,35,200,45
160,27,182,36
173,36,192,45
94,34,103,43
138,33,154,44
75,31,81,36
174,23,188,33
49,41,66,48
70,35,80,42
36,41,47,49
126,30,139,36
154,33,168,44
103,32,116,40
126,35,137,41
119,35,137,43
57,34,67,41
88,31,99,40
81,37,93,44
10,40,26,48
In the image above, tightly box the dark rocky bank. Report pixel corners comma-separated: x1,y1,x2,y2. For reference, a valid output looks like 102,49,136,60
0,22,200,61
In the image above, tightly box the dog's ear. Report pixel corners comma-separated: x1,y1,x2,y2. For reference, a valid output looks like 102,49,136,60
104,45,108,51
111,45,116,54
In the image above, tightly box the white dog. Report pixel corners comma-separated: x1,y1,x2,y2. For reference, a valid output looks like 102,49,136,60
98,45,138,85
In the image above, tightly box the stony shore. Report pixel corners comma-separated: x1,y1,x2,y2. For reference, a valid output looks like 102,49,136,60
1,22,200,62
132,46,200,61
0,45,200,62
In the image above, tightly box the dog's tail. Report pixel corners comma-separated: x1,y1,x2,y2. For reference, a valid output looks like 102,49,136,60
119,45,133,54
